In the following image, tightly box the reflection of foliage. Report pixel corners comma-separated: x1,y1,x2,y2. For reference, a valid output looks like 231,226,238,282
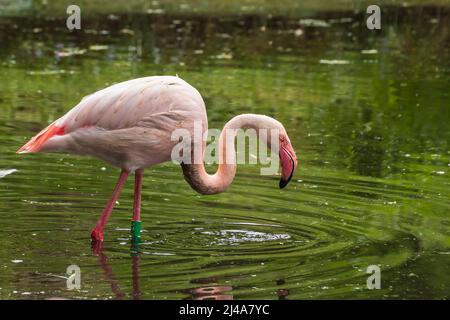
0,4,449,299
350,104,385,177
13,0,450,17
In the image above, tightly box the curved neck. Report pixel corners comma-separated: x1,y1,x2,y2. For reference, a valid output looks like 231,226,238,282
181,114,280,195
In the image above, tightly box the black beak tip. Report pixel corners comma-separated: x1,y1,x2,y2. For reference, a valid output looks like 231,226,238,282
279,178,289,189
279,151,296,189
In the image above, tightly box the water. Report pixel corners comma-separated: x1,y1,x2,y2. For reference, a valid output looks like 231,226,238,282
0,3,449,299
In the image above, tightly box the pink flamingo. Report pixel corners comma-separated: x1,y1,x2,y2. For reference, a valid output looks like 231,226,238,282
17,76,298,242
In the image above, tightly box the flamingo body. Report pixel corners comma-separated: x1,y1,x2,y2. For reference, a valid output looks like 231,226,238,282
19,76,207,171
18,75,298,242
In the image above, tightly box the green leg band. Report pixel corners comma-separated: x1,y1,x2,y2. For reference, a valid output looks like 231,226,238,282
131,220,141,242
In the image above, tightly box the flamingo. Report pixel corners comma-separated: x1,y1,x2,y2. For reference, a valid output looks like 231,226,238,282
17,76,298,243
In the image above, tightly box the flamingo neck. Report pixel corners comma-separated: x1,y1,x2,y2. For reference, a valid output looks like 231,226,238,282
181,114,280,195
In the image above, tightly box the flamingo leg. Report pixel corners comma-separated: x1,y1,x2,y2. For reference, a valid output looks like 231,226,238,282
132,254,141,300
91,170,130,242
133,169,143,222
131,169,143,241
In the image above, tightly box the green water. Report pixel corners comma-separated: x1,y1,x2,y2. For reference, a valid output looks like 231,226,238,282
0,3,449,299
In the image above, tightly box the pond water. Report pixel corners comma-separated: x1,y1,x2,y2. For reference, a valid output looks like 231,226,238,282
0,4,449,299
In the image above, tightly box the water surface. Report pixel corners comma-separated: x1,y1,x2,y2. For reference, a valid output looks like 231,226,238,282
0,4,449,299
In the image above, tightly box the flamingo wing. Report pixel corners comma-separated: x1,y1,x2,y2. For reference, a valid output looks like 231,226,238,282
59,76,204,132
17,76,206,154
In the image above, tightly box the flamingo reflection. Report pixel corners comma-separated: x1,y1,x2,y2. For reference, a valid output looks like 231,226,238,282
91,240,141,299
189,285,233,300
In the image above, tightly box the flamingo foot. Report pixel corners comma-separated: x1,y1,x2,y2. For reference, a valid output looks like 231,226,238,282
91,237,104,254
91,228,104,242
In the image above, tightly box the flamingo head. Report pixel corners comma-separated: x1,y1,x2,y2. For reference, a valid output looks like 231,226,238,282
278,132,298,189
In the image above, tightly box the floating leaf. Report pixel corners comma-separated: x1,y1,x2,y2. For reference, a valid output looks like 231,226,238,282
55,48,87,58
89,45,109,51
299,19,330,28
319,59,350,65
361,49,378,54
215,53,233,60
0,169,17,178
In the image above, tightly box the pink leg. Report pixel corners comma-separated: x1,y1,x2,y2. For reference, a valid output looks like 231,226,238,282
132,255,141,300
91,170,130,242
132,169,143,222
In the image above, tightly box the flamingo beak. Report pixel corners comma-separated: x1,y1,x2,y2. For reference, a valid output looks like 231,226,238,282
279,140,298,189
